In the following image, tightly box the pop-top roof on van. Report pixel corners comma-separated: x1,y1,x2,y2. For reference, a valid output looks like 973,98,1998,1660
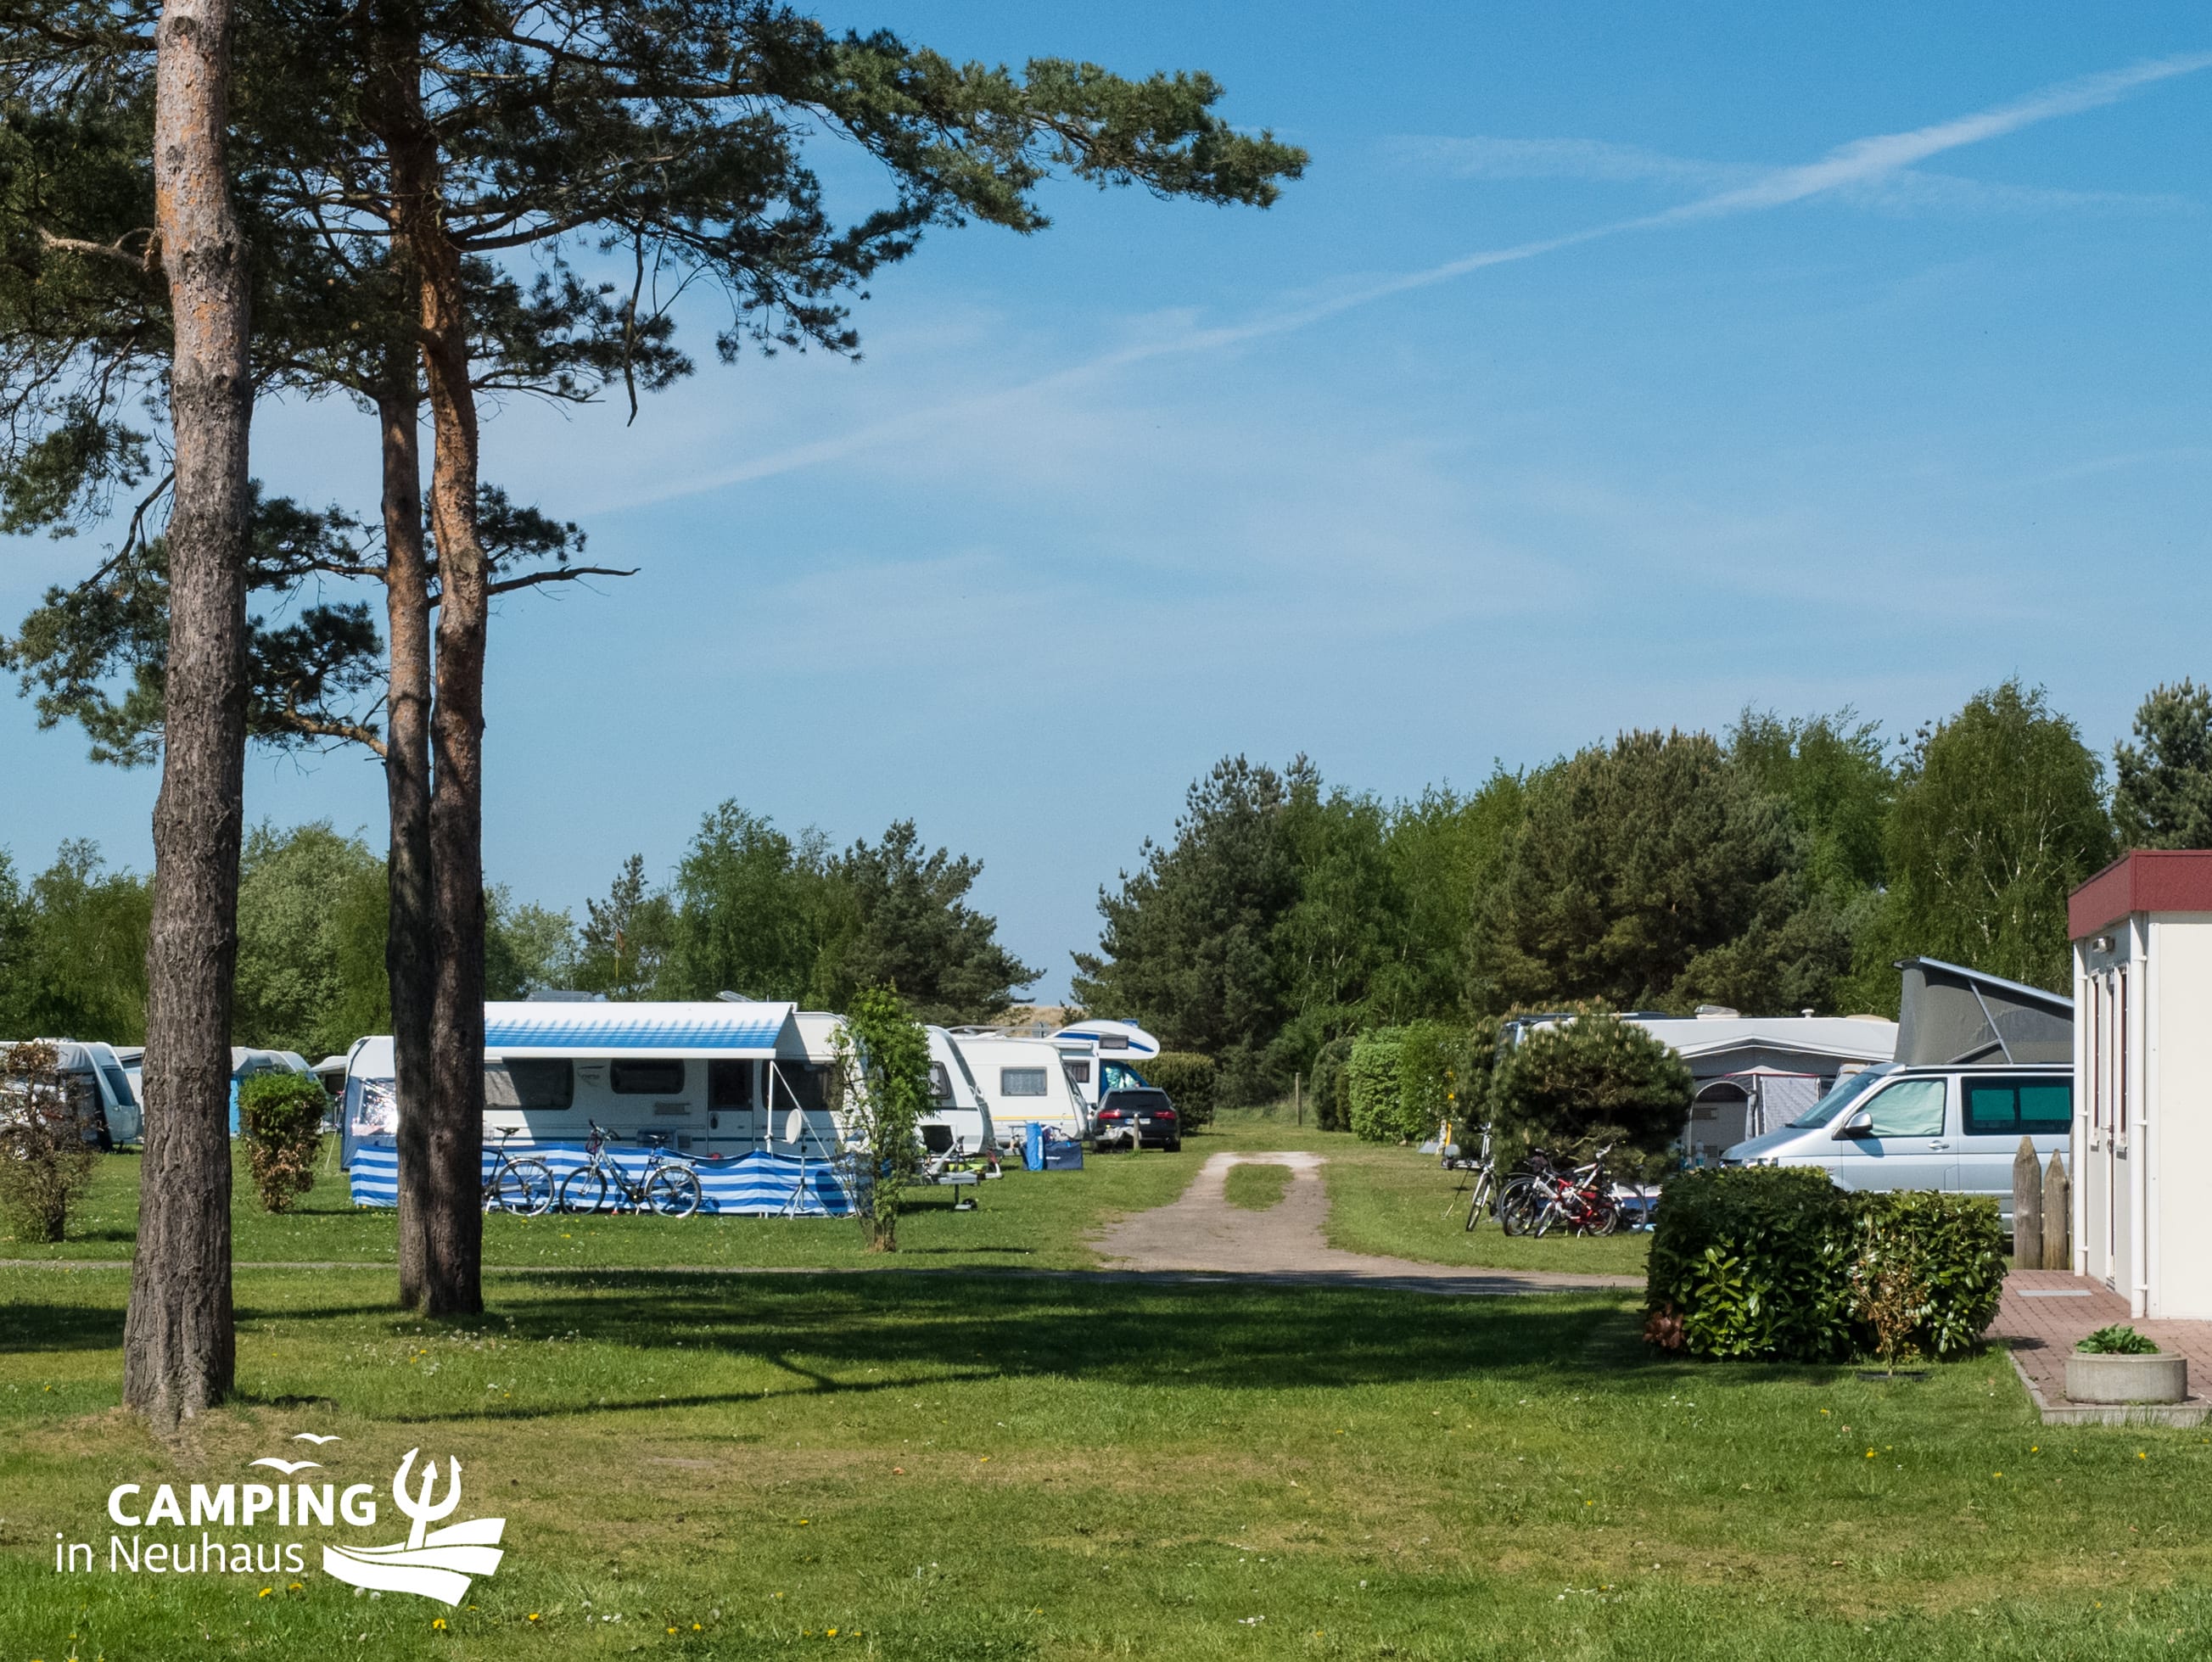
1892,957,2072,1066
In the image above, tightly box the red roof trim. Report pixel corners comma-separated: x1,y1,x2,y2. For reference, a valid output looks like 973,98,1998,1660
2069,849,2212,939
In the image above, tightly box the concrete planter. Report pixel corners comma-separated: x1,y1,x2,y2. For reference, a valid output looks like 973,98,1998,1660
2065,1350,2187,1405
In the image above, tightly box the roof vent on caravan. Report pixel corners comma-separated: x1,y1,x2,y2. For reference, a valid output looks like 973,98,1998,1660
526,988,603,1002
1891,956,2072,1066
1694,1004,1741,1020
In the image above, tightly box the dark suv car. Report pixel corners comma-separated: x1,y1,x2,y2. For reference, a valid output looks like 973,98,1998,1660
1094,1088,1180,1152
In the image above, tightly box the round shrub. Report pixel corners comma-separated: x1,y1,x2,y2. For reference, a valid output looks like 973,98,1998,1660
1143,1052,1217,1128
1491,1009,1689,1172
238,1072,329,1213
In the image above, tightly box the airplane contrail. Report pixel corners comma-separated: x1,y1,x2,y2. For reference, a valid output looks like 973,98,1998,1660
623,51,2212,510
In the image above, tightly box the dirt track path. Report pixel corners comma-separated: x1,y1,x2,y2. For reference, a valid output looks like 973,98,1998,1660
1089,1151,1640,1295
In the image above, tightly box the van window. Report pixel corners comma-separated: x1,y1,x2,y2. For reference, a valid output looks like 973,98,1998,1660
1963,1077,2072,1138
1001,1067,1048,1097
708,1060,753,1111
612,1060,686,1095
485,1059,574,1111
1860,1078,1946,1138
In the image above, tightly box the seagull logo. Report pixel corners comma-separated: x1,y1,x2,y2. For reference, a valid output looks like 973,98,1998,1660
321,1448,506,1606
249,1458,322,1475
291,1433,342,1445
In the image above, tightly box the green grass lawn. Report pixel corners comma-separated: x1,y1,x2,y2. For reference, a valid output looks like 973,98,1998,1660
3,1116,1644,1279
1223,1163,1294,1212
8,1262,2212,1659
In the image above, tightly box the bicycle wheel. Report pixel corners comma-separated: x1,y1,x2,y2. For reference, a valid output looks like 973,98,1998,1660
1579,1192,1621,1237
647,1167,703,1218
496,1157,556,1217
1496,1176,1540,1236
558,1164,608,1214
1464,1170,1496,1232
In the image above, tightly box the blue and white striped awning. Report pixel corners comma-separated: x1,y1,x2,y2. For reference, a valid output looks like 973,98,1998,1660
347,1138,855,1217
482,1001,801,1058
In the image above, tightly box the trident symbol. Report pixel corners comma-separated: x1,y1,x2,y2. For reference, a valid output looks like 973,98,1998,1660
391,1447,462,1550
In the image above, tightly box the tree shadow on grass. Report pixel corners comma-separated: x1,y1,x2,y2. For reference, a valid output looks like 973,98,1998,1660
1,1300,126,1352
488,1273,1643,1396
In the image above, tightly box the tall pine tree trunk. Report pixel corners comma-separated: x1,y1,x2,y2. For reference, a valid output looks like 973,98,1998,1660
377,352,440,1308
123,0,250,1424
379,89,485,1312
418,234,486,1316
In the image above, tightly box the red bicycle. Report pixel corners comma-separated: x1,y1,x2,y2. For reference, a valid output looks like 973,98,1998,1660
1498,1143,1620,1237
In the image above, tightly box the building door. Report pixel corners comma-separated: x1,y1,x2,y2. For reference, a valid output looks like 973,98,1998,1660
2108,965,2132,1299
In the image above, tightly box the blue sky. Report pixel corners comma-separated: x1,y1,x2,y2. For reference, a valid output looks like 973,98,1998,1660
4,3,2209,999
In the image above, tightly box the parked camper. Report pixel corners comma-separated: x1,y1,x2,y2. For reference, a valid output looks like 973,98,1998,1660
951,1032,1091,1148
924,1025,997,1156
227,1048,314,1137
341,1001,847,1166
1050,1019,1161,1112
0,1038,139,1148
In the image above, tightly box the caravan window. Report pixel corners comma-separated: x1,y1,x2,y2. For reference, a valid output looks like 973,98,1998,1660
708,1060,753,1111
612,1060,686,1095
1001,1067,1048,1097
485,1059,574,1111
928,1062,955,1106
770,1060,830,1115
1061,1059,1092,1086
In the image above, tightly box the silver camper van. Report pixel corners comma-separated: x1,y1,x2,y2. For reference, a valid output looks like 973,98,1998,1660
1723,957,2076,1223
1721,1061,2069,1223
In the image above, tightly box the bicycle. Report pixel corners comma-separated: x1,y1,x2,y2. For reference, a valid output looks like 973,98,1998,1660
1437,1120,1500,1232
557,1121,704,1217
1499,1143,1621,1238
482,1126,555,1217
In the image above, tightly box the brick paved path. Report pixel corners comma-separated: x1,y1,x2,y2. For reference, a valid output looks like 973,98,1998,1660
1993,1269,2212,1407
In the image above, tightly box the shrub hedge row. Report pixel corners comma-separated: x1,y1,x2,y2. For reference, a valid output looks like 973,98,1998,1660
1645,1167,2008,1363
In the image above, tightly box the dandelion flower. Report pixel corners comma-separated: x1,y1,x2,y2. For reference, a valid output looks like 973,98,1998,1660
828,1627,839,1637
432,1617,447,1630
527,1614,540,1622
258,1587,272,1598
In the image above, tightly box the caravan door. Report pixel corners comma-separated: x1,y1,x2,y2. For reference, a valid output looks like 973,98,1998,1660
707,1060,760,1156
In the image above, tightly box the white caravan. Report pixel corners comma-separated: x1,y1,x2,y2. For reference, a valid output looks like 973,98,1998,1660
0,1038,141,1147
1048,1019,1162,1113
341,1000,844,1165
924,1025,996,1156
951,1032,1091,1147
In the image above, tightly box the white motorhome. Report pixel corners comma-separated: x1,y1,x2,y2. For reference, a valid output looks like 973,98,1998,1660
0,1038,140,1147
951,1032,1091,1146
1049,1019,1162,1112
341,1000,845,1164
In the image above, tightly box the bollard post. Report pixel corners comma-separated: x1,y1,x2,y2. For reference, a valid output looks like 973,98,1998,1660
2041,1150,2071,1272
2012,1137,2042,1267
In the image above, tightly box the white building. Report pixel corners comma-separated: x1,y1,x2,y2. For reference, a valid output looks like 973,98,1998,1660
2070,850,2212,1318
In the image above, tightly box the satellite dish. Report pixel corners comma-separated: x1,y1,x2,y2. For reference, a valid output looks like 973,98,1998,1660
784,1109,804,1147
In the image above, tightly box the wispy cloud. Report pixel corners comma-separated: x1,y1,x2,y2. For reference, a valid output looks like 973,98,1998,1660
624,51,2212,509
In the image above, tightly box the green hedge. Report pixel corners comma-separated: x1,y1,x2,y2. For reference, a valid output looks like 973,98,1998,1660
1308,1038,1352,1133
1347,1029,1408,1142
1346,1021,1499,1144
1646,1167,2008,1363
1143,1052,1216,1128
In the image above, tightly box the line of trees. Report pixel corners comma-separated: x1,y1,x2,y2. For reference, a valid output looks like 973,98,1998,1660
1078,680,2212,1106
1,803,1034,1050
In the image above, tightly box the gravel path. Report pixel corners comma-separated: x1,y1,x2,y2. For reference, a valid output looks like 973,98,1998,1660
1089,1150,1641,1296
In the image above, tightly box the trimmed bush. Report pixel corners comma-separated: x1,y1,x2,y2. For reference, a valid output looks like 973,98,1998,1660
1491,1009,1689,1174
1646,1167,2008,1363
1852,1189,2008,1362
1347,1029,1408,1142
238,1072,329,1213
1308,1037,1352,1133
1645,1167,1860,1361
1143,1052,1216,1128
0,1041,98,1242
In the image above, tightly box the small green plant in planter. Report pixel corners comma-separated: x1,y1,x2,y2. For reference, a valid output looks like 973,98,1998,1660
2077,1323,2159,1355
